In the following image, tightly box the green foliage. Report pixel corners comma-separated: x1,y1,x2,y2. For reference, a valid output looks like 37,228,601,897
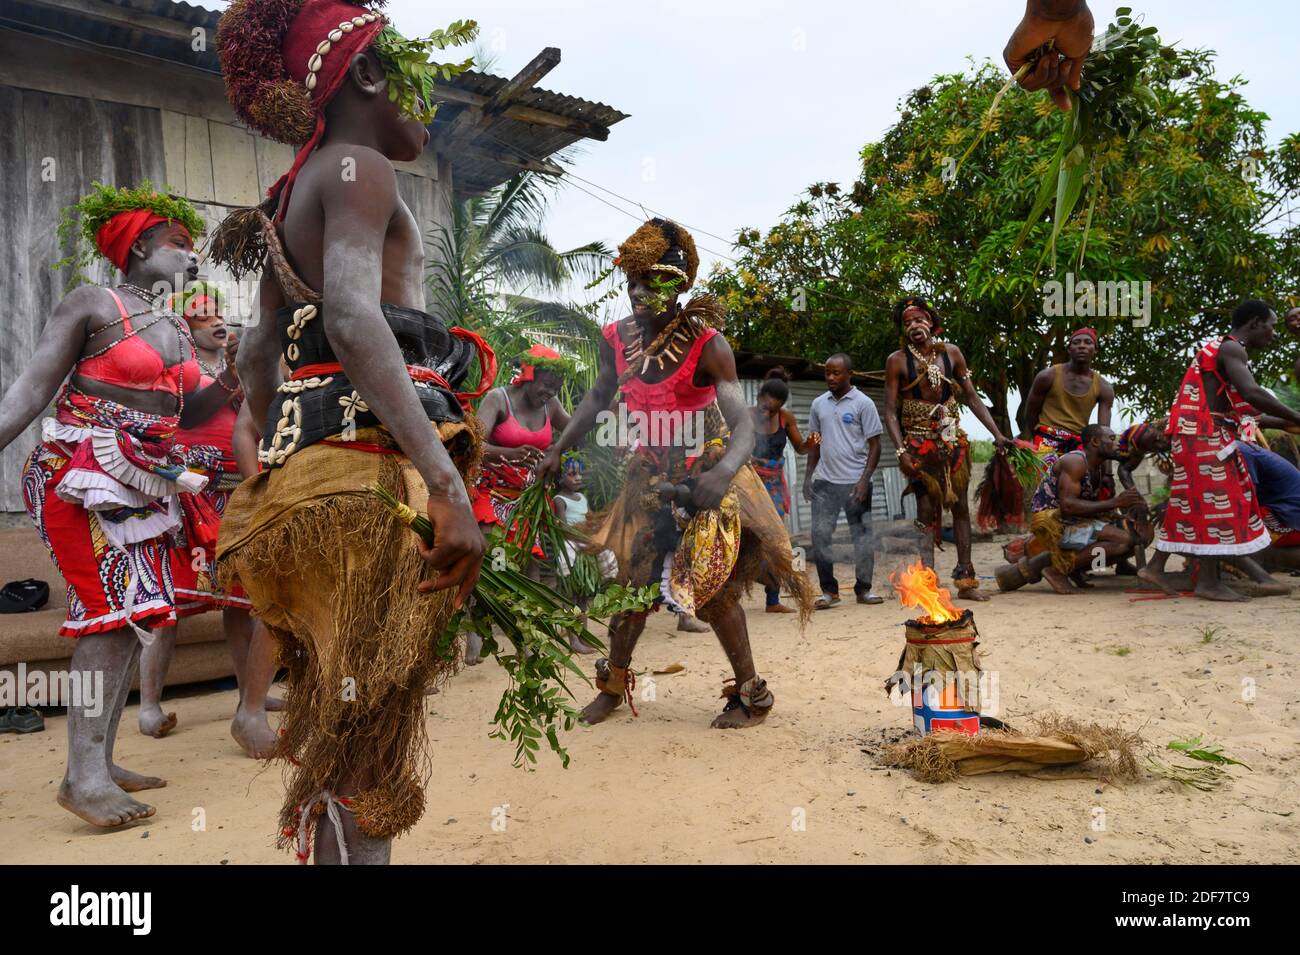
372,20,478,125
1168,735,1251,769
1010,13,1170,268
55,180,206,287
368,484,653,769
708,11,1300,428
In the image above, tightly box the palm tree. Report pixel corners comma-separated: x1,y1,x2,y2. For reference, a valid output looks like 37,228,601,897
426,167,615,397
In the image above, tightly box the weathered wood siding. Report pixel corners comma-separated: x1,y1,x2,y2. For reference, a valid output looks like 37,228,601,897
0,29,455,513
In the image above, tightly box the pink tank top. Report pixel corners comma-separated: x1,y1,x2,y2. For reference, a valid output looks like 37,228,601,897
604,321,719,415
490,389,552,450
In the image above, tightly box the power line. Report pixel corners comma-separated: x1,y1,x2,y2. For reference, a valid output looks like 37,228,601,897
478,127,891,316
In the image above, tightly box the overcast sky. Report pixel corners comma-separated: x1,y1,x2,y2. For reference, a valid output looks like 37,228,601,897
207,1,1300,432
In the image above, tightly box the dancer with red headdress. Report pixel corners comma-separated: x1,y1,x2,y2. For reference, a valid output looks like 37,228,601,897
127,283,280,756
471,343,570,535
0,183,236,828
208,0,487,864
1020,327,1116,471
463,344,570,663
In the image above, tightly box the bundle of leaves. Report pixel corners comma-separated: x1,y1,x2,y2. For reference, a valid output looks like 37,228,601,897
1012,8,1172,269
372,20,477,125
1147,735,1250,791
370,484,654,768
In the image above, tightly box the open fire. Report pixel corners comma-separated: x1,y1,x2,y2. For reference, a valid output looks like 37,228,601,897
889,561,962,625
887,562,983,736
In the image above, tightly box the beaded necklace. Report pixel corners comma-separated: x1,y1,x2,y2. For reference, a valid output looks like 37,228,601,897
75,284,196,417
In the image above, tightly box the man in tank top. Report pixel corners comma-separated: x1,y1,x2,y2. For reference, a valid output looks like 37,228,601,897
1020,328,1116,479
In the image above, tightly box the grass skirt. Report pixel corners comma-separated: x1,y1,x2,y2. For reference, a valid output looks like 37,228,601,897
587,456,812,624
217,422,481,845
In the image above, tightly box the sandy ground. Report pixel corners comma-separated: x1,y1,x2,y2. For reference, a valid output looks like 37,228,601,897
2,539,1298,864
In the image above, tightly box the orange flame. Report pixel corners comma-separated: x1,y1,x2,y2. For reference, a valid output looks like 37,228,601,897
889,561,962,624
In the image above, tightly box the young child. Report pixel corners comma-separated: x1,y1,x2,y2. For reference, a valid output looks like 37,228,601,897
552,458,613,654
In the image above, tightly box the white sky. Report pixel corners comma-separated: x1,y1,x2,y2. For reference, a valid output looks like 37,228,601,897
208,1,1300,435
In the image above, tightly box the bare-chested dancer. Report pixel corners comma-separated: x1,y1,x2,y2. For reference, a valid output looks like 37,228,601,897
0,184,233,827
538,219,812,728
883,297,1011,600
210,0,484,863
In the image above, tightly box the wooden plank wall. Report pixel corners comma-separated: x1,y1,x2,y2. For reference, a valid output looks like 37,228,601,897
0,88,167,514
0,35,454,513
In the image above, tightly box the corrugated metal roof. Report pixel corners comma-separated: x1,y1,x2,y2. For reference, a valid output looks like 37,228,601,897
0,0,223,72
1,0,627,195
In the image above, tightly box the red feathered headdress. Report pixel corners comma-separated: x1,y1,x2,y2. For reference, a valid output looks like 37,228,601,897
218,0,387,220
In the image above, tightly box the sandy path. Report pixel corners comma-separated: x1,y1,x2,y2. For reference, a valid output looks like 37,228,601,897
2,541,1297,864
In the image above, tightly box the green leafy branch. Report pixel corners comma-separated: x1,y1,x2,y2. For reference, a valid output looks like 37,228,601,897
370,484,656,768
373,20,479,125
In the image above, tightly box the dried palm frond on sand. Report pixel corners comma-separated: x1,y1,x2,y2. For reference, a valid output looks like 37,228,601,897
879,714,1143,784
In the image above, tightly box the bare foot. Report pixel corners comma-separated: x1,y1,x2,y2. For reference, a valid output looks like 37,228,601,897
676,614,711,633
231,708,278,759
57,779,154,828
464,631,485,666
1239,580,1292,598
1137,566,1178,596
710,703,770,729
579,693,622,725
1070,571,1095,589
265,695,285,712
957,587,990,602
138,705,177,738
569,635,598,655
1041,567,1078,595
110,764,167,792
1195,583,1249,602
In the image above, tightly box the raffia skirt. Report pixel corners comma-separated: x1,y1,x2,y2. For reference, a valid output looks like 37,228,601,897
217,422,481,846
587,454,813,624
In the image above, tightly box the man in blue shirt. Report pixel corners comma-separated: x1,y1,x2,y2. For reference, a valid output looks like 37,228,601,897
802,353,883,609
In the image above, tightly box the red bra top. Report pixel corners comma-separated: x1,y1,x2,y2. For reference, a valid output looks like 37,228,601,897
489,389,552,450
77,290,201,395
604,321,719,416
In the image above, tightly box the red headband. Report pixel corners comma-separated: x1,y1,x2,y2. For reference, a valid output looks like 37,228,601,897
1071,327,1099,346
94,210,172,272
183,295,222,320
510,344,563,386
271,2,387,222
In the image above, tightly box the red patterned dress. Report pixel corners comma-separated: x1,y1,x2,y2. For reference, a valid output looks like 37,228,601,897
169,372,251,616
23,290,205,636
1156,336,1269,556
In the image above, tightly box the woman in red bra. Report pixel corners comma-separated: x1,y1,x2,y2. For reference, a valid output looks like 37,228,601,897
0,184,233,830
471,343,571,531
127,283,280,758
465,344,570,663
